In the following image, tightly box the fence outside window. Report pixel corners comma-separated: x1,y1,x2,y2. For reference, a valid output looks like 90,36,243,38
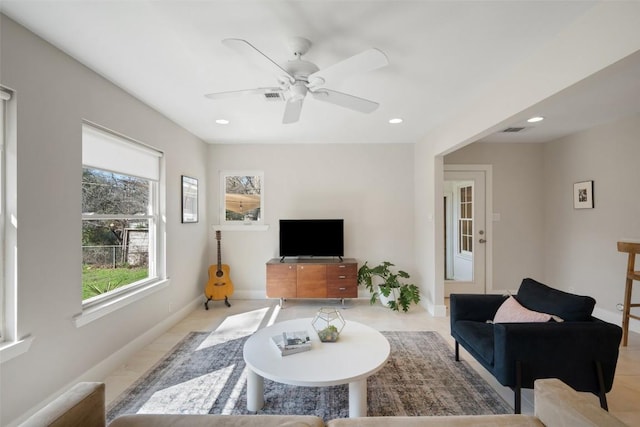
82,245,148,268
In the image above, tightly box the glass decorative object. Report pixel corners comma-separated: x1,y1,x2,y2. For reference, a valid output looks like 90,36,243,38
312,307,346,342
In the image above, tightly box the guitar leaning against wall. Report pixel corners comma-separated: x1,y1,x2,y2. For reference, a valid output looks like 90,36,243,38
204,230,234,310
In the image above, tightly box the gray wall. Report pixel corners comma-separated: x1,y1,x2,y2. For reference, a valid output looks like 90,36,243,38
206,143,416,299
0,16,209,426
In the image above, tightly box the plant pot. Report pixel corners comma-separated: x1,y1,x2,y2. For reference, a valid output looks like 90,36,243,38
378,286,397,307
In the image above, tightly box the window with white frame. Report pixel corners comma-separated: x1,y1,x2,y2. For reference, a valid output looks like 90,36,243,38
220,171,264,224
82,123,164,306
0,88,10,340
1,87,16,345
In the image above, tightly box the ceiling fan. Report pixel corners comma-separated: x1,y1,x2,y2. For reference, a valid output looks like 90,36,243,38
205,37,389,124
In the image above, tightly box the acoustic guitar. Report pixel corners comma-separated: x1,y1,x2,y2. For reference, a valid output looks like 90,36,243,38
204,230,234,310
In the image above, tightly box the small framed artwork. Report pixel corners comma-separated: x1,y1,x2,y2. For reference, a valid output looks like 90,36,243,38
181,175,198,223
573,180,594,209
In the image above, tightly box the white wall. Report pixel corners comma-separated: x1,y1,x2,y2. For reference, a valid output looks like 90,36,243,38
0,16,209,426
206,143,416,299
542,113,640,323
444,143,545,290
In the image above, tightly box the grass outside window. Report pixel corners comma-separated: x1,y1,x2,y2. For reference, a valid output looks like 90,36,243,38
82,265,148,300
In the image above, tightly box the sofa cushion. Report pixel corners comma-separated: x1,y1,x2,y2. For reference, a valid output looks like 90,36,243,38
493,296,554,323
516,278,595,321
452,320,494,367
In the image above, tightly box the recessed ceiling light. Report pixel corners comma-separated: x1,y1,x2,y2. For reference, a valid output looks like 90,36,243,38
215,119,230,125
389,118,403,124
527,116,544,123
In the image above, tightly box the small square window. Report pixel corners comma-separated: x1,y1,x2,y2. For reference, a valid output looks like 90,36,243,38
220,171,263,224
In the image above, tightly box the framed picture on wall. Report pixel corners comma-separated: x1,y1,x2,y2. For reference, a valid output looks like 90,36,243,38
181,175,198,223
573,180,594,209
220,171,263,224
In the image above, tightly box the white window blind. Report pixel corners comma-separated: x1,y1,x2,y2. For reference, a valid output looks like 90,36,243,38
82,123,162,181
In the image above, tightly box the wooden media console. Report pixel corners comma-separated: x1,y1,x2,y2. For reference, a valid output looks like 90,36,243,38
266,258,357,306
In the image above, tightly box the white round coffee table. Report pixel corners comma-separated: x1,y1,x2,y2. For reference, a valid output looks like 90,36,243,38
243,317,390,418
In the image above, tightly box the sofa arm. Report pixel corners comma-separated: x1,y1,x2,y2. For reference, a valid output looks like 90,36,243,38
450,294,507,325
20,382,106,427
493,320,622,390
534,379,626,426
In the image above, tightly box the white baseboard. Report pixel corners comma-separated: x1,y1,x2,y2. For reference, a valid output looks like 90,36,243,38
421,297,447,317
431,304,447,317
233,290,267,300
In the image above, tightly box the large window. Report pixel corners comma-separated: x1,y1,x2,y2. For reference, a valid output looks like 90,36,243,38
82,123,164,306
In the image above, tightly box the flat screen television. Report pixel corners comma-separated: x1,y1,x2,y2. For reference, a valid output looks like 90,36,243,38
279,219,344,260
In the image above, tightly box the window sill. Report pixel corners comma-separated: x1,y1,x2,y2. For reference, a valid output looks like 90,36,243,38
0,335,35,364
214,224,269,232
74,278,170,327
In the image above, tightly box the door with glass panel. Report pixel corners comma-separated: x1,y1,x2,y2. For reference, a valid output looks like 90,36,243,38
444,170,486,295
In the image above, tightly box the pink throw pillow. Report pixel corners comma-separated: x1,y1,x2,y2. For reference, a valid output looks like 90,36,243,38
493,295,552,323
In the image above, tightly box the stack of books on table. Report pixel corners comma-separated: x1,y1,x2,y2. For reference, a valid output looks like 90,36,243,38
271,330,311,356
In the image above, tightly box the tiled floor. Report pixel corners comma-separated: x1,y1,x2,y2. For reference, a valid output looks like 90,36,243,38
103,298,640,425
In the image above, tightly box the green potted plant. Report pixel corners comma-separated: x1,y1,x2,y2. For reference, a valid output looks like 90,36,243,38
357,261,420,312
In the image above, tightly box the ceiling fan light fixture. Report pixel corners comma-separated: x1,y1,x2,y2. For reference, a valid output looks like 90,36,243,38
289,81,308,101
389,118,403,124
527,116,544,123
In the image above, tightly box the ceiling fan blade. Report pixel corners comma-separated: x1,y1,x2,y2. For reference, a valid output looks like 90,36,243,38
222,38,294,84
307,48,389,89
282,98,304,124
310,89,379,113
204,87,283,100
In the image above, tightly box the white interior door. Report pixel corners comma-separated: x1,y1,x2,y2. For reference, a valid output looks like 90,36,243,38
444,169,486,295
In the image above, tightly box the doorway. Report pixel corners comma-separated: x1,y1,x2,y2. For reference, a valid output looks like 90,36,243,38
444,167,490,295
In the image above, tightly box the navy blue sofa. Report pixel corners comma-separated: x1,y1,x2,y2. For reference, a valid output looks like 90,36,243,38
450,278,622,413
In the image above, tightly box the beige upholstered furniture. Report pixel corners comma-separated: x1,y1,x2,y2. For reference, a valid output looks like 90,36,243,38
20,382,107,427
19,378,625,427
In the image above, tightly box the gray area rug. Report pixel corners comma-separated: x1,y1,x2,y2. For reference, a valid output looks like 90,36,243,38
107,330,511,422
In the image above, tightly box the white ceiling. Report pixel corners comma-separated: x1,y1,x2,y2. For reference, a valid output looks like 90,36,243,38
2,1,639,145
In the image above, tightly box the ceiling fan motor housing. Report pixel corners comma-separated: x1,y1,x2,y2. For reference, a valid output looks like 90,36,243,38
283,59,319,81
282,59,319,101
